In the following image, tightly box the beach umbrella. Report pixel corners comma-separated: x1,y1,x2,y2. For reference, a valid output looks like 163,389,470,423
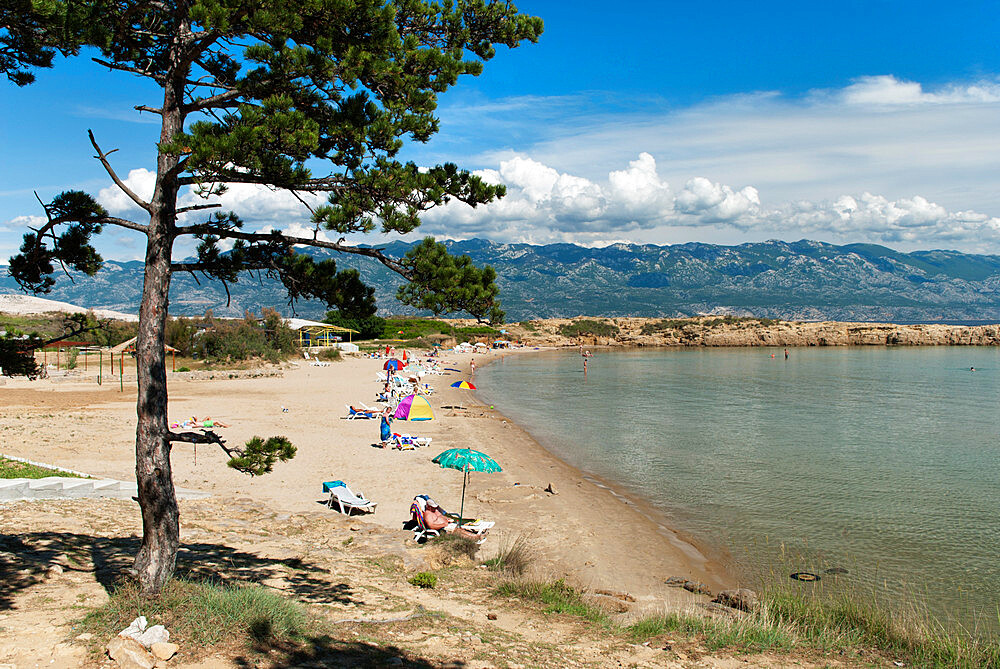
384,358,404,371
432,448,502,526
394,394,434,421
450,380,477,390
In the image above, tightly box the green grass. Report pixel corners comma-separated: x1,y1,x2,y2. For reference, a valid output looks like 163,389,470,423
80,578,317,649
481,533,534,576
0,456,84,479
408,572,438,589
625,590,1000,668
494,578,609,625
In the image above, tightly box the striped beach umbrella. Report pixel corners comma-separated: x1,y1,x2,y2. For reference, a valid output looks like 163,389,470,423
449,380,477,390
393,394,434,421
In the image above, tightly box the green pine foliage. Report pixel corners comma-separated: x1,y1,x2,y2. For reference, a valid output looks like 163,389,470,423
226,436,297,477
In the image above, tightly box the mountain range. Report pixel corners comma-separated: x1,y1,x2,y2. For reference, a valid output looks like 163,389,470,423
3,239,1000,322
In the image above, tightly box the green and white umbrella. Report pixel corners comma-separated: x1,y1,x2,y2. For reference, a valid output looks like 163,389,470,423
431,448,501,526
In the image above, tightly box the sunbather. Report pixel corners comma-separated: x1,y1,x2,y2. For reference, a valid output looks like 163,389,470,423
410,496,487,541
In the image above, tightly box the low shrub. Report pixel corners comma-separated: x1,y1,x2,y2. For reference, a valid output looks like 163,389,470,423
195,309,296,363
482,533,534,576
64,347,79,369
315,348,341,361
558,319,620,338
429,533,480,560
408,572,437,589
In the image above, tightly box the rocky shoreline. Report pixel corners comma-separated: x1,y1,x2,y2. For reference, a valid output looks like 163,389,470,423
497,317,1000,348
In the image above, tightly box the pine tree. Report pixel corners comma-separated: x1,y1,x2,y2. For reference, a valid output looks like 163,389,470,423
1,0,541,593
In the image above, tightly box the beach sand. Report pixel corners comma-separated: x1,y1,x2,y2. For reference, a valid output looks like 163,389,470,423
0,349,731,613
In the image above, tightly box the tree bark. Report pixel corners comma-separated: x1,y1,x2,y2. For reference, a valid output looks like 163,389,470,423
133,44,185,594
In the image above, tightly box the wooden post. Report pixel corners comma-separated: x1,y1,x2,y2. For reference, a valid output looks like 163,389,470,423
110,352,114,375
172,350,175,372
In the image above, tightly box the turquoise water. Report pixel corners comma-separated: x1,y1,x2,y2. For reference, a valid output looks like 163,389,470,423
476,347,1000,627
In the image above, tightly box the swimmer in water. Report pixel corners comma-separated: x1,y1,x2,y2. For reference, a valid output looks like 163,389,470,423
971,366,976,372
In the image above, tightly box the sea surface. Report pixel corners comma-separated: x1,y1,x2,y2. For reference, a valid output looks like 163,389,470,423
475,347,1000,628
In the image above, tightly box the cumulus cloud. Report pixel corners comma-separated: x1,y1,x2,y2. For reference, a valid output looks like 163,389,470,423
420,152,1000,250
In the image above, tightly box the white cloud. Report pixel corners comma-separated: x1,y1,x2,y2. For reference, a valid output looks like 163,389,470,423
420,152,1000,251
97,168,156,217
1,214,45,231
839,75,1000,106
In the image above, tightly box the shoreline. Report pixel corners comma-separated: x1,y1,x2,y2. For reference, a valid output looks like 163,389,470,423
470,348,739,583
0,350,734,615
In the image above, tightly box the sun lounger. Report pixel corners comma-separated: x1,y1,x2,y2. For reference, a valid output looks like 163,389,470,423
344,405,380,420
386,433,432,449
404,495,491,543
323,480,377,515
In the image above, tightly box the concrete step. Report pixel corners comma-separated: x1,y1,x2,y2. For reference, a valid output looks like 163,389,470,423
0,476,209,501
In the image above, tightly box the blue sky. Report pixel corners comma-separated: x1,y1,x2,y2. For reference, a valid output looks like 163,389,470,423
4,0,1000,261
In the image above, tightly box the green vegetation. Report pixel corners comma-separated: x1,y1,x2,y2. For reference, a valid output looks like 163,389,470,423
482,534,534,576
195,310,296,363
428,533,480,560
382,317,452,340
626,589,1000,668
518,321,538,332
315,348,341,362
0,456,84,479
558,319,620,338
80,579,316,649
701,316,781,328
494,578,609,625
408,572,438,589
64,347,79,369
323,310,386,341
640,318,691,335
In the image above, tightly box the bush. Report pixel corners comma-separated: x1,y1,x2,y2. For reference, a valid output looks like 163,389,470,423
176,366,191,372
482,533,534,576
195,309,296,363
323,310,386,341
316,348,341,361
640,319,690,335
381,317,451,340
558,319,620,338
65,347,79,369
408,572,437,589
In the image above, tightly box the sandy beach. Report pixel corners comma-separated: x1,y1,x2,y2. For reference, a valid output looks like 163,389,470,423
0,348,730,613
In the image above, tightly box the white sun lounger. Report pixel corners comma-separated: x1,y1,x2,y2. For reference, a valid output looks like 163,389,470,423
323,480,377,515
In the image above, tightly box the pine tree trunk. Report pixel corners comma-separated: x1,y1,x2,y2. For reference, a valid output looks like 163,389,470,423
132,232,177,593
133,55,185,593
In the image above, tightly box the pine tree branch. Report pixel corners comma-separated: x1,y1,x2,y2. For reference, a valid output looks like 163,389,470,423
175,203,222,214
88,130,152,213
173,225,412,277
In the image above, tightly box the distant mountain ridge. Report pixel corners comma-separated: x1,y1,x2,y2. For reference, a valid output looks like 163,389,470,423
3,239,1000,322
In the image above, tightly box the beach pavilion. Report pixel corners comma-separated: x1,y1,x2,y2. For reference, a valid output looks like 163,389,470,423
111,336,180,372
286,318,360,350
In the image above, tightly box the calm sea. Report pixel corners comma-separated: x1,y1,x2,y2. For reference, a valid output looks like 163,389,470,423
475,347,1000,627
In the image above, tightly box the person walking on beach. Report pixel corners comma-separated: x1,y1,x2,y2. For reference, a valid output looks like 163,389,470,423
470,358,476,376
